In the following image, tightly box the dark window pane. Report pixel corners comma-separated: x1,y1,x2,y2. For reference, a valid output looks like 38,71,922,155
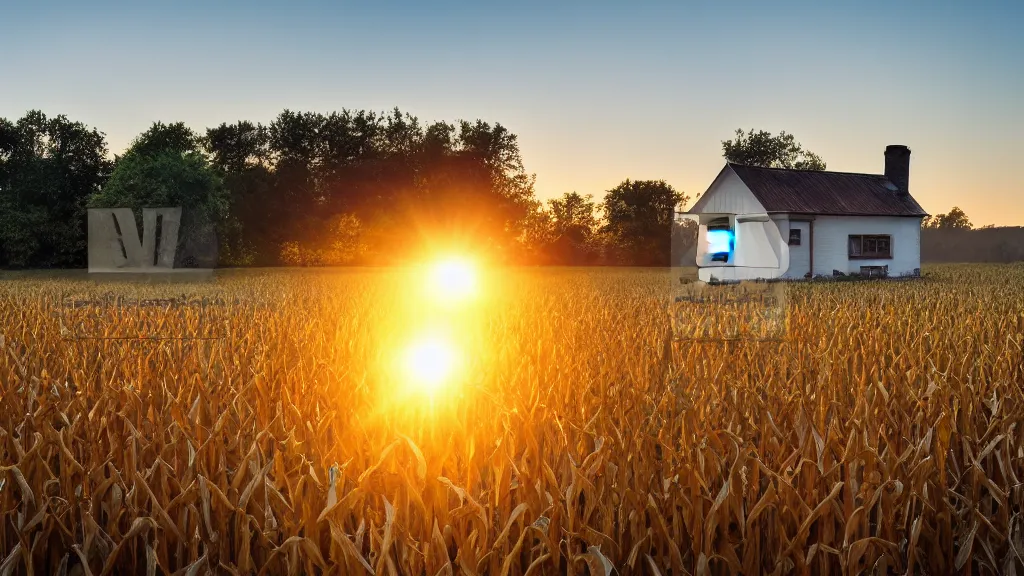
849,235,892,258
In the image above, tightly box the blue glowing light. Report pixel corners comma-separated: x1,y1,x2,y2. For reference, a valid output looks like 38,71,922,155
707,229,733,254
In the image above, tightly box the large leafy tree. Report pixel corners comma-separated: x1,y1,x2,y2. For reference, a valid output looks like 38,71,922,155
601,179,687,266
458,120,535,216
251,108,538,265
90,150,226,218
722,128,826,170
124,121,201,159
205,121,270,173
516,200,556,264
923,206,972,230
1,108,547,268
205,121,272,265
89,122,229,267
0,111,112,268
544,192,599,264
549,192,598,242
412,120,537,262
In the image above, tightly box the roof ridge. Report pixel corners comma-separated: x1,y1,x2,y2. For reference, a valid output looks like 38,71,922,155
724,162,928,217
728,162,885,179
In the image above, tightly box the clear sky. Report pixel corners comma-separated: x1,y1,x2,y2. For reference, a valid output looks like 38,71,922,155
2,0,1021,224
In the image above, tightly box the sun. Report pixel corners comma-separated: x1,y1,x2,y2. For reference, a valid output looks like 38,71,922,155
427,256,479,303
400,334,461,396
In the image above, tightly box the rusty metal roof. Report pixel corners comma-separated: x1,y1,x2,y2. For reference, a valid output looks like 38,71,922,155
727,163,929,217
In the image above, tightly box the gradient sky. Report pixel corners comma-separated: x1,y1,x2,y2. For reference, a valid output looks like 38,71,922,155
2,0,1021,224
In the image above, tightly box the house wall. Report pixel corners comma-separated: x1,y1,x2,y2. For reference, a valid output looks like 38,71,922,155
769,215,814,279
770,215,790,240
812,215,922,276
697,215,923,280
784,220,811,279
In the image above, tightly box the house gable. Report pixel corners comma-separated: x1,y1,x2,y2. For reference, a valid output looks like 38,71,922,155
688,165,767,215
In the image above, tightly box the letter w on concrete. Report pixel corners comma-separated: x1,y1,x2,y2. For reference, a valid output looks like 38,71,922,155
87,208,181,272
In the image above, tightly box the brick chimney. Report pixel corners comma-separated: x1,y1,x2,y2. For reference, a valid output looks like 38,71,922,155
884,145,910,195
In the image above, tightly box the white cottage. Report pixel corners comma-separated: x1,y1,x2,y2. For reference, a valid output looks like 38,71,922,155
684,145,929,281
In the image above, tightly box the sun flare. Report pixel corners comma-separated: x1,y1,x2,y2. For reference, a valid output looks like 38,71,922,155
427,256,478,303
400,334,461,396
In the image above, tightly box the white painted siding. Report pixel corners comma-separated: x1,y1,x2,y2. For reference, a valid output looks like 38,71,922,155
697,215,923,280
690,167,766,215
785,220,811,279
812,216,922,276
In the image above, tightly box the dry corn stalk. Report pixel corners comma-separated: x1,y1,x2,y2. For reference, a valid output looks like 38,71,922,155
0,263,1022,574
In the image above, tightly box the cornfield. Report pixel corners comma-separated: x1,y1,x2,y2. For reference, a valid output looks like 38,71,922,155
1,263,1023,575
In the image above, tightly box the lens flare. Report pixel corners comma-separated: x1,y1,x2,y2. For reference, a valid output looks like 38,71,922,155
400,334,460,396
427,257,478,303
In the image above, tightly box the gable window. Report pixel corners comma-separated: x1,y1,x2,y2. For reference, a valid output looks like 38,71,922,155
788,228,801,246
848,234,891,259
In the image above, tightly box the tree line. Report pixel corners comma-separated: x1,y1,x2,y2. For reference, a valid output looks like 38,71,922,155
921,207,1024,263
3,112,1016,269
0,109,688,269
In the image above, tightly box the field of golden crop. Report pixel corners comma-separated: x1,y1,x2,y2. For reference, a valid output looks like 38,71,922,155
1,263,1023,575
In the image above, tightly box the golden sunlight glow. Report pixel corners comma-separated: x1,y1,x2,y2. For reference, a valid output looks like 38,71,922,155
400,333,461,396
427,256,478,303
